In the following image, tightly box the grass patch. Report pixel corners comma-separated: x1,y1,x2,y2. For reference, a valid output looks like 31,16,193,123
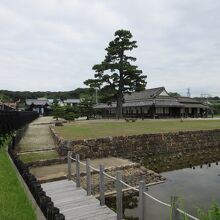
0,144,37,220
54,119,220,140
19,150,59,163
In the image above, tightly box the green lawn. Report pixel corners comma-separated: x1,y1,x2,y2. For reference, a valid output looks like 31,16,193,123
0,145,37,220
19,150,59,163
54,119,220,140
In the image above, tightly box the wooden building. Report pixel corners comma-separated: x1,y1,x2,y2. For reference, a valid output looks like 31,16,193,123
94,87,209,118
26,98,51,115
0,102,17,111
63,99,80,106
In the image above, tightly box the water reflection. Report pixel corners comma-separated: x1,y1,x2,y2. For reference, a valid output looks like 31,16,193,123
143,147,220,173
125,162,220,220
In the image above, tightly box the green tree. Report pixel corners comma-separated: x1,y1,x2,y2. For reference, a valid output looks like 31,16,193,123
0,94,11,102
169,92,181,97
78,95,95,120
52,105,64,120
84,29,147,118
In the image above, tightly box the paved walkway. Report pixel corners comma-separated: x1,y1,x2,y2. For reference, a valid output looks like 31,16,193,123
42,179,117,220
18,117,56,152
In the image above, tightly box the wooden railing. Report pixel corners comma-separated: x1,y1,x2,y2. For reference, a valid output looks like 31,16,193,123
67,152,200,220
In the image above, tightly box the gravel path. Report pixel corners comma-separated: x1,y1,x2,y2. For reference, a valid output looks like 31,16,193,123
18,117,56,152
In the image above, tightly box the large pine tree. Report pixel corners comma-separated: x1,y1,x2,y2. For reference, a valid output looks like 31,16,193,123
84,29,147,118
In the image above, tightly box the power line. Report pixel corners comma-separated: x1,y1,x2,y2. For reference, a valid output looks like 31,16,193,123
200,93,211,98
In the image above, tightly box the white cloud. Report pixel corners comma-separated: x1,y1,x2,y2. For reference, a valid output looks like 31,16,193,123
0,0,220,96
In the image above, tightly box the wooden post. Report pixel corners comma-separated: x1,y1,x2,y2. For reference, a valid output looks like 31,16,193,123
99,164,105,206
67,151,72,180
76,154,80,188
139,181,146,220
171,196,179,220
116,171,123,220
86,159,91,196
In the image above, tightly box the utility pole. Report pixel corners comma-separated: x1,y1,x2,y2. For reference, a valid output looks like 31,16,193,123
187,88,191,97
200,93,211,104
95,88,98,104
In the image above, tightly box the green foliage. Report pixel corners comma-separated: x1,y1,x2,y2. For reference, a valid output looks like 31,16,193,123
169,92,181,97
0,94,11,102
19,151,59,163
0,141,37,219
64,112,79,120
198,202,220,220
78,94,95,119
0,134,11,148
169,197,189,220
84,29,147,117
0,88,93,103
52,105,65,120
51,102,79,121
212,103,220,115
212,97,220,100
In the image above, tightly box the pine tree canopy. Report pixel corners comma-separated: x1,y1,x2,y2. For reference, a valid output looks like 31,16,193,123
84,29,147,117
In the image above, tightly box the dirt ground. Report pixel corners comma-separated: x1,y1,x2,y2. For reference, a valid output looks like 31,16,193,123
18,117,56,152
30,157,135,182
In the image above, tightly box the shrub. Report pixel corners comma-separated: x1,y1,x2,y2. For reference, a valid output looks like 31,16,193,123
198,202,220,220
63,112,78,121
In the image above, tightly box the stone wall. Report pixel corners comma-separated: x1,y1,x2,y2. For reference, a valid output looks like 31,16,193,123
50,126,220,160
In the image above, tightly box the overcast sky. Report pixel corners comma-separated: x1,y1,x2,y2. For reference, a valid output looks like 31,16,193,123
1,0,220,96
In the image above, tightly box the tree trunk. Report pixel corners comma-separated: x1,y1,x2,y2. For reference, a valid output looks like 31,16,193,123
116,51,124,119
116,92,123,118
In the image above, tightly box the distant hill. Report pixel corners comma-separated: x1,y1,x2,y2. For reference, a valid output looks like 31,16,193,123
0,88,94,103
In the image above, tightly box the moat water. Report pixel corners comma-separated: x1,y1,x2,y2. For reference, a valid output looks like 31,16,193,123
124,162,220,220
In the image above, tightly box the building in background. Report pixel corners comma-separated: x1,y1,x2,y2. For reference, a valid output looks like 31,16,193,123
25,98,81,115
63,99,80,106
94,87,210,118
0,101,18,111
26,98,51,115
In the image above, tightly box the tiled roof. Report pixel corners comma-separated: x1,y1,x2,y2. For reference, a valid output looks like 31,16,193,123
177,97,209,108
123,100,154,107
124,87,165,101
94,98,184,109
26,99,50,106
94,103,116,109
177,97,200,103
94,87,210,109
183,103,209,109
155,99,184,107
64,99,80,104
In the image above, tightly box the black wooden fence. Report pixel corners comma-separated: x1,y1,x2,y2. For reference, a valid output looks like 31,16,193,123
2,111,65,220
0,110,39,137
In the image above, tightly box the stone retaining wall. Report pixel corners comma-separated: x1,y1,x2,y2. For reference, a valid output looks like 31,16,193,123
50,126,220,159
